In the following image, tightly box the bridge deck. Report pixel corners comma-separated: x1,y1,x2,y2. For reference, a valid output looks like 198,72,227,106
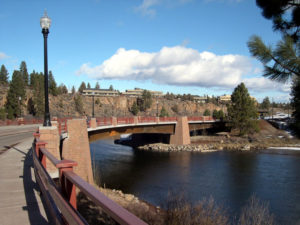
0,137,48,225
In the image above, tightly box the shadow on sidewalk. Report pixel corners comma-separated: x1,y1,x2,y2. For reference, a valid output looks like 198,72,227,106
21,146,49,225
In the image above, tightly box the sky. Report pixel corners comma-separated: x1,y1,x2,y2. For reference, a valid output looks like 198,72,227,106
0,0,292,103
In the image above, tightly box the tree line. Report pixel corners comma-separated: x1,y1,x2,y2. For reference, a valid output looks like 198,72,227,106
0,61,69,119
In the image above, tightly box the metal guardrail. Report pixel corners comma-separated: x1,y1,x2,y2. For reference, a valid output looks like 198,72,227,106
33,133,147,225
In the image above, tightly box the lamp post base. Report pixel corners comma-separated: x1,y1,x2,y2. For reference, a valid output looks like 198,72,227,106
43,113,52,126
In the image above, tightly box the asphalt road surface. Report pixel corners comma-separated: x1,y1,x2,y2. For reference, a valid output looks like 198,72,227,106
0,125,40,152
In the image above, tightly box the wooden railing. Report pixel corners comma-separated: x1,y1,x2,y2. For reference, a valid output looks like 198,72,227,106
33,133,147,225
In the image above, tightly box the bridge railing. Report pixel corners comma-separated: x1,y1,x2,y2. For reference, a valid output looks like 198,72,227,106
138,117,156,123
96,117,112,126
159,117,177,122
188,116,214,121
33,133,147,225
117,117,135,124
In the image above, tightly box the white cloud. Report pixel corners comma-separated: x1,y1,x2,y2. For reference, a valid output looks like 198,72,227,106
0,52,9,60
135,0,160,17
135,0,193,17
77,46,252,88
243,77,291,93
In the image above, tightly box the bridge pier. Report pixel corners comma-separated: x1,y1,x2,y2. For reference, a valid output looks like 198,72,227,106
170,116,191,145
39,125,60,177
61,119,93,184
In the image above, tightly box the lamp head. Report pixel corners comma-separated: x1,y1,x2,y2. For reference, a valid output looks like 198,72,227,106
40,10,51,30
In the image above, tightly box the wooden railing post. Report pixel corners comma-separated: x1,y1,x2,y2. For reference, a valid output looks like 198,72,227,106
57,160,78,209
35,141,46,158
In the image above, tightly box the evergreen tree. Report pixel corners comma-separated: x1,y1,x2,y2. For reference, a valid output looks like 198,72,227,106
138,90,152,112
87,82,91,89
78,82,86,93
57,84,68,95
5,70,26,117
19,61,29,86
227,83,259,136
0,107,6,120
291,77,300,137
261,97,271,110
217,110,224,120
74,94,84,115
32,73,44,116
48,71,58,96
203,109,211,116
71,86,76,95
130,101,139,115
95,82,100,89
212,109,218,118
159,106,169,117
0,65,9,85
248,1,300,135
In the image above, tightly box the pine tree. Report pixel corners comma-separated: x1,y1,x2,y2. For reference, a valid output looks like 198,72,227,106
74,94,84,115
291,77,300,137
159,106,169,117
19,61,29,86
0,107,6,120
32,73,45,116
130,101,139,115
78,82,86,93
5,70,26,117
204,109,211,116
95,82,100,89
227,83,259,136
0,65,9,85
71,86,76,95
49,71,58,96
261,97,271,110
57,84,68,94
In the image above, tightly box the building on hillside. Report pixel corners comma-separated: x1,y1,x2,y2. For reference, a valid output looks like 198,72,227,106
217,94,257,104
193,96,207,103
218,94,231,103
82,88,120,97
121,88,164,97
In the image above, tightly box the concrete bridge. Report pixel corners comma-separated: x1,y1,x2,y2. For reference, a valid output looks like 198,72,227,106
19,116,222,224
87,116,220,145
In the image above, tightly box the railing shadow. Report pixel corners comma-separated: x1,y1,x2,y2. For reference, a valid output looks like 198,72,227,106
21,146,49,225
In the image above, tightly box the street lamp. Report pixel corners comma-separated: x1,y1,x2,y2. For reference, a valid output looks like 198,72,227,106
92,92,95,118
18,96,22,117
156,99,159,117
40,10,52,126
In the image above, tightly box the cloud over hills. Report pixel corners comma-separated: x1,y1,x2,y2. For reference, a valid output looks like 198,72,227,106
76,45,289,94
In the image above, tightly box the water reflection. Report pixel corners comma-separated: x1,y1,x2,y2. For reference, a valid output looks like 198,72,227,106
90,139,300,225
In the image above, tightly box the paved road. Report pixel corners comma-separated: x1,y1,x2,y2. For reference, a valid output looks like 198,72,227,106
0,125,40,152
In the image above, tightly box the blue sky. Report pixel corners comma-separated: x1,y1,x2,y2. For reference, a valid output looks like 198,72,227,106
0,0,291,102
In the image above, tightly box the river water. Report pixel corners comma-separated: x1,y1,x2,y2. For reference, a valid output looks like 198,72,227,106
90,139,300,224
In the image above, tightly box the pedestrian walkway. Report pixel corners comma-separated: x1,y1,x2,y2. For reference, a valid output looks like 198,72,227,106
0,137,49,225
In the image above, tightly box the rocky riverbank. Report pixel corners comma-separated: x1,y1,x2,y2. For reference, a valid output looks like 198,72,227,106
137,135,300,153
77,186,165,225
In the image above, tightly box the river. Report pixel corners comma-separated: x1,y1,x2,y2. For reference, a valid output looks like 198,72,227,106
90,139,300,224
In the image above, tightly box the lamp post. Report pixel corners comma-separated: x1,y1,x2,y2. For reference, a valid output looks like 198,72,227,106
156,99,159,117
18,96,22,117
40,10,52,126
92,92,95,118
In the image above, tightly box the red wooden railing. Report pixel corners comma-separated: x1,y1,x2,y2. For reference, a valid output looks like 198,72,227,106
96,117,112,126
138,117,156,123
33,133,147,225
159,117,177,122
117,117,135,124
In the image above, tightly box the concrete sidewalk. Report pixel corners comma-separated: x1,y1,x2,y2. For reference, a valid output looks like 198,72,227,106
0,137,49,225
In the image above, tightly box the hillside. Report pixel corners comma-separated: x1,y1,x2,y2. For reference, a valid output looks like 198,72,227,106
0,87,224,118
